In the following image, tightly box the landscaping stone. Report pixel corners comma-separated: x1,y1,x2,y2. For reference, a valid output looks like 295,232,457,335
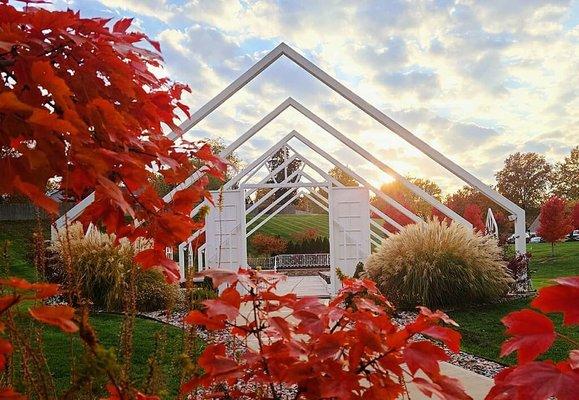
394,311,505,378
143,307,505,379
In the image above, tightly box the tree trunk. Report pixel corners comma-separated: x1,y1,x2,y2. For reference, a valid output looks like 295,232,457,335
551,242,555,257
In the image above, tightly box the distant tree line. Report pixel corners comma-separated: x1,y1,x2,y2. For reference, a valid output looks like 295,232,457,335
370,146,579,240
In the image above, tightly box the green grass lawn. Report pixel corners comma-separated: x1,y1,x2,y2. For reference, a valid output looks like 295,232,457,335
248,213,330,241
3,219,577,372
527,241,579,288
24,313,192,398
0,221,198,397
450,241,579,366
450,297,577,365
0,220,48,281
247,213,386,246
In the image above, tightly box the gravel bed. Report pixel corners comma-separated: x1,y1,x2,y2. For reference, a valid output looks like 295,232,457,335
394,311,505,378
140,308,503,397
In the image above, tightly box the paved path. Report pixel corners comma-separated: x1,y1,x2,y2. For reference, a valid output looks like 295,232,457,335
405,363,493,399
275,274,331,298
238,282,494,399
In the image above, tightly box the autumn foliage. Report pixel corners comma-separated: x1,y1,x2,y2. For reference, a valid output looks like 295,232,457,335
183,268,472,399
1,2,579,400
0,1,225,282
463,203,485,233
537,196,573,255
250,233,288,256
487,276,579,399
571,202,579,230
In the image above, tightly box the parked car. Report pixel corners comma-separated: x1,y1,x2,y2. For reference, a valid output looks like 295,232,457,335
530,236,544,243
506,232,531,244
565,230,579,241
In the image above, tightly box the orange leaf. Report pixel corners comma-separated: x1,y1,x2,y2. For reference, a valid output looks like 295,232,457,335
198,269,238,288
0,387,25,400
0,337,13,370
134,249,180,283
29,305,78,333
404,341,448,375
422,325,462,353
0,278,59,299
0,92,32,113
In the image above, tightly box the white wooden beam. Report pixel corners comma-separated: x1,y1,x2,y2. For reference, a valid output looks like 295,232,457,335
246,167,303,214
247,191,302,237
299,169,393,236
167,44,287,140
278,44,524,217
224,131,295,189
244,153,300,198
242,182,328,189
246,187,298,228
288,103,471,228
57,43,524,253
304,192,328,212
289,144,407,231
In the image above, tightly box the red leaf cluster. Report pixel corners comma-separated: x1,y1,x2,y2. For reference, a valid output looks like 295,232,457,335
0,2,226,282
182,269,471,399
571,202,579,230
537,196,573,245
463,203,485,233
488,276,579,399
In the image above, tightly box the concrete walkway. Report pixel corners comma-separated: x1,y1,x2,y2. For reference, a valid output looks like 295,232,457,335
274,274,331,298
405,362,493,399
238,286,494,400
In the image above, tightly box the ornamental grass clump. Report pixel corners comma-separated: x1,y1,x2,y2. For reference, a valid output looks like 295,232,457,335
364,219,512,308
50,223,178,311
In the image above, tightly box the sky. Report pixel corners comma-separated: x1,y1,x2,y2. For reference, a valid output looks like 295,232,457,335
50,0,578,193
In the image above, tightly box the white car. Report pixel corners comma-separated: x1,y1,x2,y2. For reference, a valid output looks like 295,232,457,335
507,232,531,244
530,236,543,243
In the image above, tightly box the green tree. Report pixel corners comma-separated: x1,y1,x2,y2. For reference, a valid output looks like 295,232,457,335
328,166,358,187
552,146,579,201
377,177,442,219
495,152,552,223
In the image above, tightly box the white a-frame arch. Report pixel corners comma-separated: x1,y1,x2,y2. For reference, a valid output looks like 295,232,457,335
56,42,526,255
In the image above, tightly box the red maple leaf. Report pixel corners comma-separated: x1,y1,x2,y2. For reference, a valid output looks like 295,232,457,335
500,309,556,364
531,276,579,325
486,361,579,400
404,340,449,375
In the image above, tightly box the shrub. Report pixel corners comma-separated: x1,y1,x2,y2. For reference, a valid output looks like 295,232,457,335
135,268,180,312
364,219,512,308
50,224,178,311
249,233,287,256
182,269,471,399
186,287,217,311
286,235,330,254
291,228,319,242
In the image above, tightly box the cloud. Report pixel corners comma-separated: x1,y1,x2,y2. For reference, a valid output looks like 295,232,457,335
85,0,579,194
376,69,440,100
97,0,176,22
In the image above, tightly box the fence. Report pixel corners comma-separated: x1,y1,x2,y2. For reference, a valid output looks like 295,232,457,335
0,202,75,221
247,253,330,271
